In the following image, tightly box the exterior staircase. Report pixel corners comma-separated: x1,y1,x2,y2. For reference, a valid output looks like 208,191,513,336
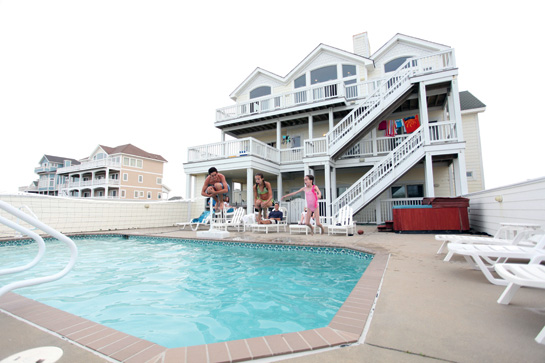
327,50,455,217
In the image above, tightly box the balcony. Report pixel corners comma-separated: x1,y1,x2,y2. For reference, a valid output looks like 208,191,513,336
34,166,58,174
57,159,121,174
187,121,459,165
215,79,382,123
60,178,121,190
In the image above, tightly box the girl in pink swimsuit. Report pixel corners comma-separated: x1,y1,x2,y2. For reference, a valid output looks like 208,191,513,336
281,175,324,235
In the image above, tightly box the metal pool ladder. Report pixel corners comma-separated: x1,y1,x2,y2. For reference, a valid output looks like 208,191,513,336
0,200,78,298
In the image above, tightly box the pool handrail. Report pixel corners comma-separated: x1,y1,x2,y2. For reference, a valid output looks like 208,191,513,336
0,200,78,298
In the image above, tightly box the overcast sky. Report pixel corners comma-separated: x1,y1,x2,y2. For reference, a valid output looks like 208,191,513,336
1,0,543,198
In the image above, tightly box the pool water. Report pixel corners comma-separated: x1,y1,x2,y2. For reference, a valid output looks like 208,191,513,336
0,236,372,348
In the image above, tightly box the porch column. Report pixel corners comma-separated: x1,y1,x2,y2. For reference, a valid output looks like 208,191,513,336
424,153,435,198
328,108,334,130
375,199,382,225
247,168,254,214
304,165,310,176
372,128,378,156
276,121,281,149
221,131,226,157
277,173,283,204
186,174,192,219
331,166,337,201
450,77,465,142
453,151,469,195
308,115,313,139
324,163,331,221
418,82,431,145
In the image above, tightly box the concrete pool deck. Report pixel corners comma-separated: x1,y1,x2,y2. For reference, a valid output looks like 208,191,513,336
1,226,545,362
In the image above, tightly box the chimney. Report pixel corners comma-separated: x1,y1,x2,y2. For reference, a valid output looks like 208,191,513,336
353,32,370,58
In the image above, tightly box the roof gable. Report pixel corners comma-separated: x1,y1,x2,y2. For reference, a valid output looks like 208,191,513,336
39,154,80,165
230,43,373,100
99,143,167,162
459,91,486,111
371,33,450,61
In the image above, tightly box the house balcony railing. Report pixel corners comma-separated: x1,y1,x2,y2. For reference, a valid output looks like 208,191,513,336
34,166,58,173
56,159,121,174
186,121,458,165
215,79,382,122
61,179,121,190
187,137,280,164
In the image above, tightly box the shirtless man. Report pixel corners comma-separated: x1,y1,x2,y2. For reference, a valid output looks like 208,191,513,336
201,167,229,211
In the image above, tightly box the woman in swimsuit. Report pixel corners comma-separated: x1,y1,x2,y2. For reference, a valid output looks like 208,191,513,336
253,173,273,222
281,174,324,235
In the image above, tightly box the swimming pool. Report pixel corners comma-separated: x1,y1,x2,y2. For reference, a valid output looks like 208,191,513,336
0,235,372,348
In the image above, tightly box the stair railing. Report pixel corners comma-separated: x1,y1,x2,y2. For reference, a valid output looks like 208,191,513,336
326,50,454,156
0,200,78,298
332,126,425,216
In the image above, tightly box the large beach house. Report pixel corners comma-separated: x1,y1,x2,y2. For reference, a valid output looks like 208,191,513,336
50,144,168,200
183,32,486,223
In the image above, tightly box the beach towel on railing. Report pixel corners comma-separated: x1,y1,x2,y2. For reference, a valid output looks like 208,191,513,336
385,120,397,136
395,119,406,133
403,114,420,133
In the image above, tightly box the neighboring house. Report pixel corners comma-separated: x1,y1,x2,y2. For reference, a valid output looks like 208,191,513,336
56,144,167,200
183,32,486,223
26,155,81,195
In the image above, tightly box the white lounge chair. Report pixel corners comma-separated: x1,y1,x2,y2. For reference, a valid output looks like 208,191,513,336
328,205,355,236
436,223,543,256
494,254,545,344
446,230,545,286
441,228,544,262
176,210,211,231
214,207,246,232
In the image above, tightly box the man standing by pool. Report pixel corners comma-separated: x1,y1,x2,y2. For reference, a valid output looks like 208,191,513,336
201,167,229,211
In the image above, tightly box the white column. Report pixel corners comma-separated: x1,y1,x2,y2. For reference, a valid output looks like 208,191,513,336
453,151,469,195
324,163,331,221
186,173,193,219
276,121,281,149
450,77,464,142
418,82,430,145
375,199,382,225
304,165,310,176
424,153,435,198
308,115,313,139
372,128,378,156
328,108,334,130
277,173,282,204
331,166,337,201
247,168,254,214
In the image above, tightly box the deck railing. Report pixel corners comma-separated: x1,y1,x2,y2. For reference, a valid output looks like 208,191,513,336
187,137,280,163
56,159,121,174
216,79,382,122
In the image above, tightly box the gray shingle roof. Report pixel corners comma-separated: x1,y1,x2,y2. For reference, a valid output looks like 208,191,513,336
459,91,486,111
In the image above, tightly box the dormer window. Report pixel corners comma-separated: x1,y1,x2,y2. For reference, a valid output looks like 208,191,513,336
311,65,337,85
94,152,106,160
250,86,271,99
384,57,412,73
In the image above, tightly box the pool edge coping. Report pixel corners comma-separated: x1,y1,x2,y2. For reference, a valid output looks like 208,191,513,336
0,234,389,363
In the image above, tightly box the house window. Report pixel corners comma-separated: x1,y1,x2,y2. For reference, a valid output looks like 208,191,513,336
123,157,130,166
64,160,71,167
156,177,162,185
342,64,356,78
123,173,128,181
311,65,337,85
134,191,139,198
158,193,162,199
121,190,126,198
110,173,119,180
384,57,412,73
139,191,144,197
294,75,306,88
250,86,271,99
137,159,143,168
94,152,106,160
147,191,152,199
391,184,424,198
138,175,143,183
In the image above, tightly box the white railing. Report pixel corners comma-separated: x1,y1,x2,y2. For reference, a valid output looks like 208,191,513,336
187,137,280,163
216,79,382,122
304,137,328,157
429,121,457,143
327,50,455,156
0,200,78,297
62,178,121,189
280,147,303,163
380,198,423,222
56,158,121,174
332,126,425,216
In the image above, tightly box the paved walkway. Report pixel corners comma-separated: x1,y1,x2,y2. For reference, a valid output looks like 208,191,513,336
1,227,545,362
